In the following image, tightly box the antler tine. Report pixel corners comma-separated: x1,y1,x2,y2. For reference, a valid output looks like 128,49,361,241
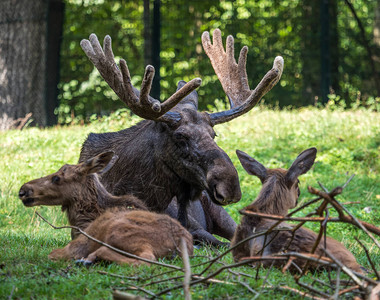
81,34,202,122
209,56,284,125
202,29,284,126
202,29,252,108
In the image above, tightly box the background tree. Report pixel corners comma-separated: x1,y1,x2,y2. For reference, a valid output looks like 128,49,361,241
0,0,47,129
0,0,63,129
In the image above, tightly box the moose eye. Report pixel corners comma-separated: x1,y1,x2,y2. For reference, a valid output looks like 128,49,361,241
52,176,60,184
174,133,188,147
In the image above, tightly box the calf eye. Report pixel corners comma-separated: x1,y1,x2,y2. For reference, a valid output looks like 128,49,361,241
52,176,60,184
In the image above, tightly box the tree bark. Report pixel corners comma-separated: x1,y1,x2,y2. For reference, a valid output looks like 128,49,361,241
0,0,48,129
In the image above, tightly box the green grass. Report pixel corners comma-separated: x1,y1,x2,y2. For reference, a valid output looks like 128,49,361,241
1,107,379,299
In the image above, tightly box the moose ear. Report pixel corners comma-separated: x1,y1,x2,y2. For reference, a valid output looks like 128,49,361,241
81,151,118,175
173,80,199,111
285,147,317,187
236,150,267,183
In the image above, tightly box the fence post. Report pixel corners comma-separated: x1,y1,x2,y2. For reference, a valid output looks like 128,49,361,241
151,0,161,100
320,0,330,104
45,0,65,126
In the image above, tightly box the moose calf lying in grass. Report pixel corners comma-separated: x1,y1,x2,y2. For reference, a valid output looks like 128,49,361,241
19,152,193,264
48,207,193,265
231,148,363,273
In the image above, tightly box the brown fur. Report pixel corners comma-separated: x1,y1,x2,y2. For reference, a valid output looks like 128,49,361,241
19,152,148,238
79,106,241,228
48,208,193,265
166,191,237,246
231,148,363,273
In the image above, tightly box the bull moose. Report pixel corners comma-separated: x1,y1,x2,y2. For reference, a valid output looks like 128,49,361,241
78,29,284,238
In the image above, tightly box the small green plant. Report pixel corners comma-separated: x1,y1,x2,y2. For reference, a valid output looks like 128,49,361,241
325,94,347,111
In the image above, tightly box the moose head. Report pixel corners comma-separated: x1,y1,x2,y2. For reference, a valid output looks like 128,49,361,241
236,148,317,216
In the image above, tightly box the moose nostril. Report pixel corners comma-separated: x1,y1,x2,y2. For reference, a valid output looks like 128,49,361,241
213,185,225,202
19,189,26,198
19,188,31,198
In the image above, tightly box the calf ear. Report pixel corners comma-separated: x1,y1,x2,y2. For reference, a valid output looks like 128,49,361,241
81,152,118,175
285,147,317,187
236,150,267,183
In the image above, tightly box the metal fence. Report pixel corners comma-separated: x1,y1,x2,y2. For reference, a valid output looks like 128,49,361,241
57,0,379,123
1,1,378,127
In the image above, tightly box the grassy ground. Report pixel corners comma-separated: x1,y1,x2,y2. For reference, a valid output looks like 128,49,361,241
0,107,379,299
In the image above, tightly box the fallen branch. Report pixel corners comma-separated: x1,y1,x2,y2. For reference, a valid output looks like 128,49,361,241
337,285,360,297
354,237,380,279
308,186,380,244
9,112,33,130
240,252,335,267
113,290,148,300
265,285,325,300
180,238,192,300
239,210,360,223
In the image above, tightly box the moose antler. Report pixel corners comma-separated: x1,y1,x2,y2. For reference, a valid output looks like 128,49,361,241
202,29,284,125
80,34,202,123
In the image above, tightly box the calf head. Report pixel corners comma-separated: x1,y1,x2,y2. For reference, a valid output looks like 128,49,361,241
236,148,317,213
19,152,117,207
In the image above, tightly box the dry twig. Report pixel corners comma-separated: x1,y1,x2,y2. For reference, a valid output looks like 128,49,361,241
180,238,192,300
354,237,380,279
113,290,148,300
264,285,326,300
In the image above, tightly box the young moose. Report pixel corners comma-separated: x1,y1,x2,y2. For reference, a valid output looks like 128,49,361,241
19,152,148,238
231,148,362,273
48,208,193,265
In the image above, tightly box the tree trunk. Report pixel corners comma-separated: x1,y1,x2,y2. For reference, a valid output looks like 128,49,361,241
0,0,48,130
